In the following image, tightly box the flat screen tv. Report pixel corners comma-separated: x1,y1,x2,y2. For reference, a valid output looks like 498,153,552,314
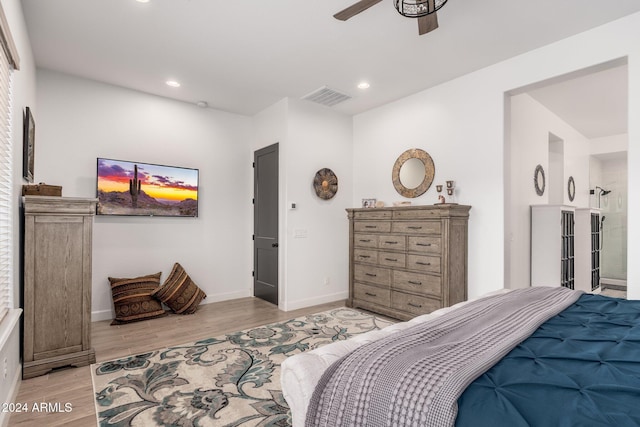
96,158,198,217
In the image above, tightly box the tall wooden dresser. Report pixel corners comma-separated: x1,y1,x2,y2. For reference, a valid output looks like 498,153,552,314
347,205,470,321
22,196,97,378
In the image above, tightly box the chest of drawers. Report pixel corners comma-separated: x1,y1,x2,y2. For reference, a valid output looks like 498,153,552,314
347,205,470,320
22,196,97,378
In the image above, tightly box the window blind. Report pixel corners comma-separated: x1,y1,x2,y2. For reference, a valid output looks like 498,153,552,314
0,35,12,323
0,4,19,325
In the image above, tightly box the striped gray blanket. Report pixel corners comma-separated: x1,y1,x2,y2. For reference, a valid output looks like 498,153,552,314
306,287,582,427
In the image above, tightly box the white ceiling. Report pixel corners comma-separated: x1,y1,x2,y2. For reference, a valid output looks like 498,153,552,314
527,64,628,139
20,0,640,118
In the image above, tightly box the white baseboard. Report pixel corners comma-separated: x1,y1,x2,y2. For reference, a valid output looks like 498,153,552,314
0,310,22,427
201,289,252,304
282,291,349,311
91,290,253,322
91,309,114,322
600,277,627,287
0,362,22,427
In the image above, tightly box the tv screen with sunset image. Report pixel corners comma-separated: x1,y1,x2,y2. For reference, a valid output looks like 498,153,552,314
96,158,198,217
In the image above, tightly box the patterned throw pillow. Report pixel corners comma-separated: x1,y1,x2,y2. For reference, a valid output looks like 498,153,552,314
109,272,167,325
152,263,206,314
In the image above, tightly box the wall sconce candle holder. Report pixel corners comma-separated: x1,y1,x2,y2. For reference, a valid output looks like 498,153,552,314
446,181,457,204
435,184,445,204
435,181,458,205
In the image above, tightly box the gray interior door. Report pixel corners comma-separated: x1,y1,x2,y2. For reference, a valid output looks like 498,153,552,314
253,143,279,305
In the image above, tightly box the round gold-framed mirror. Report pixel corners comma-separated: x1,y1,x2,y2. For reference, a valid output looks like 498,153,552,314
392,149,435,198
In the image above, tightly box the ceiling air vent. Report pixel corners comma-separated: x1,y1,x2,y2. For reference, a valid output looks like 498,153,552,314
301,86,351,107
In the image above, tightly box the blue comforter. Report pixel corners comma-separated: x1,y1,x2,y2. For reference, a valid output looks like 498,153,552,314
456,294,640,427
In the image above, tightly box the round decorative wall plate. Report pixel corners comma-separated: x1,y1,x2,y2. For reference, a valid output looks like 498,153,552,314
567,176,575,202
313,168,338,200
534,164,545,196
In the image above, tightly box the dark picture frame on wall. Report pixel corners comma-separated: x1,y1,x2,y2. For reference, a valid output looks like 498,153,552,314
23,106,35,183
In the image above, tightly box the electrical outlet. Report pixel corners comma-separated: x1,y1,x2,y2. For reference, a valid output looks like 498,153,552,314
323,277,330,286
3,357,7,380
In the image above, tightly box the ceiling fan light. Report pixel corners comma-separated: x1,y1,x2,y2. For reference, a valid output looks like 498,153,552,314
394,0,447,18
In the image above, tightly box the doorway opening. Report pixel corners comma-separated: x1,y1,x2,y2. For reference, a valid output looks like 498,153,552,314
589,152,627,294
505,58,628,297
253,143,279,305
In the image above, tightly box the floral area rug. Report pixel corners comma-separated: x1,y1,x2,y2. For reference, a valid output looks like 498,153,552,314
91,308,394,426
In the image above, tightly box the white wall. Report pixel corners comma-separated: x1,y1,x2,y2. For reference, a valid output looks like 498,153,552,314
353,75,506,300
353,12,640,299
589,134,628,282
284,99,353,310
591,133,628,156
36,69,253,320
508,93,590,290
252,98,353,311
598,156,628,280
0,0,37,423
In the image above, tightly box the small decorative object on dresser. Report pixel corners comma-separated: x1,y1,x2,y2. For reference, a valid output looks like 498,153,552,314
446,180,457,203
346,204,470,320
435,184,445,204
21,183,62,196
22,196,97,378
362,198,376,208
313,168,338,200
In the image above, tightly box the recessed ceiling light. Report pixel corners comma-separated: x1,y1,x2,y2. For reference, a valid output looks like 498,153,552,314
166,80,181,88
357,82,370,89
136,0,150,3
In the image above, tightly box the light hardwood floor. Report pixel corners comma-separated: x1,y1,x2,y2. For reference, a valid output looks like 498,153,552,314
9,297,345,426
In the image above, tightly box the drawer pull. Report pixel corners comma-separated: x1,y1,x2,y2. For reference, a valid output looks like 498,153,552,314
365,273,377,277
408,303,423,308
416,261,431,266
416,243,432,247
359,255,371,259
408,226,423,230
385,241,399,245
408,280,422,285
385,257,398,262
359,239,372,243
365,225,378,229
365,292,377,297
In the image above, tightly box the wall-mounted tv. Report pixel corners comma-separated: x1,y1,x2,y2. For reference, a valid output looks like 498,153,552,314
97,158,198,217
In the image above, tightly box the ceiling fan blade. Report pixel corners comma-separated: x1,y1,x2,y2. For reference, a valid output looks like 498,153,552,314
333,0,383,21
418,13,439,35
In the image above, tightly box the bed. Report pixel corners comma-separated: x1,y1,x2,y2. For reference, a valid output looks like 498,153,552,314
280,287,640,426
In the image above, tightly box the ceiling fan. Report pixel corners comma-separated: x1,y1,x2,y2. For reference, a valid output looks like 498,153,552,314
334,0,447,35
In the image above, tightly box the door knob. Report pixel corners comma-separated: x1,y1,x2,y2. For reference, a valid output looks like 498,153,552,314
272,243,279,248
